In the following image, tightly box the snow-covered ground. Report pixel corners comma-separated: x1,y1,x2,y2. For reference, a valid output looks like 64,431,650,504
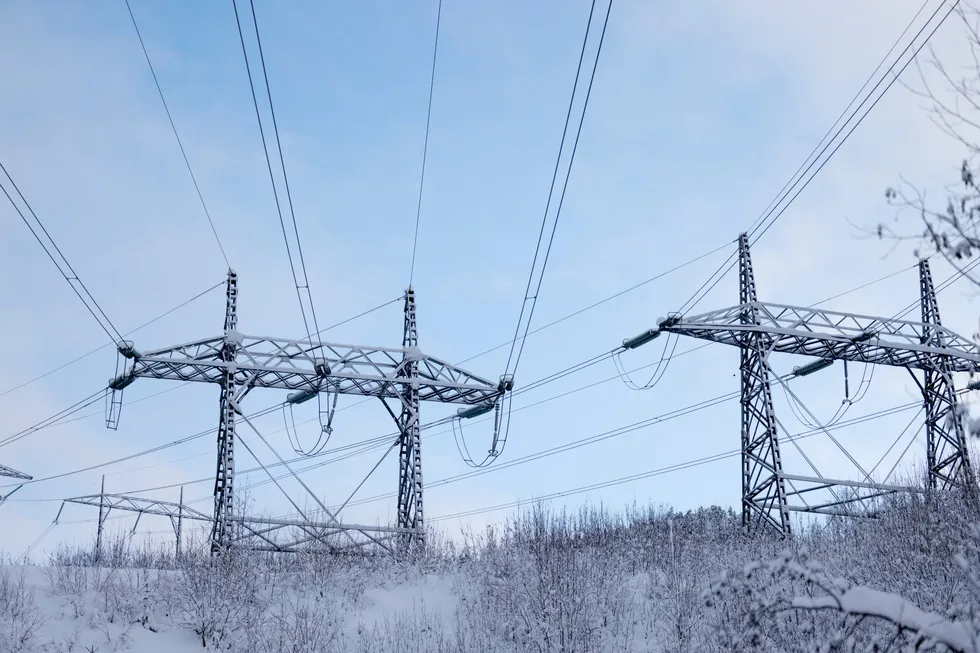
5,495,980,652
3,563,459,652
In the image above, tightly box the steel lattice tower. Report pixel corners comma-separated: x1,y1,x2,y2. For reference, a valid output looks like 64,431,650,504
626,233,980,536
105,271,504,551
919,259,975,490
212,270,240,551
737,234,791,535
395,288,423,543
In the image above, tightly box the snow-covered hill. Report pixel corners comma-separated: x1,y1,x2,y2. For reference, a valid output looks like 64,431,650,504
4,495,980,652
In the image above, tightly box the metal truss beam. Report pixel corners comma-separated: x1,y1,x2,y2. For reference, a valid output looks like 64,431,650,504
781,473,917,516
65,493,410,554
110,331,501,407
661,306,980,374
0,463,31,481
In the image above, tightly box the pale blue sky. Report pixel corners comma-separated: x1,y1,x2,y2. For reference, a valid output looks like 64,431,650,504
2,0,979,553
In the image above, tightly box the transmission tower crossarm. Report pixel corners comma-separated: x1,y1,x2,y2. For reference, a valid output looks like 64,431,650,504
111,334,502,405
0,464,32,481
64,492,410,553
656,302,980,372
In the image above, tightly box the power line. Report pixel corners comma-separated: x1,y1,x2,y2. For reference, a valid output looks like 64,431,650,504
503,0,613,380
428,398,931,523
1,247,911,491
232,0,321,344
409,0,443,287
1,161,124,345
0,389,106,448
677,0,954,315
890,253,980,322
0,296,410,487
457,239,732,365
748,0,957,246
0,279,223,398
110,242,732,473
209,259,920,509
257,378,931,523
124,0,230,268
746,0,935,241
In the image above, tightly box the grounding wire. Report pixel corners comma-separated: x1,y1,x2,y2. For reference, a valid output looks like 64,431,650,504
124,0,230,268
889,253,980,323
458,240,730,365
408,0,443,287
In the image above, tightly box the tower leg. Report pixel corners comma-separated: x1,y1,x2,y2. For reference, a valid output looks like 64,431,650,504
212,270,240,553
96,474,106,562
738,234,791,536
177,485,184,559
397,288,424,547
919,260,975,491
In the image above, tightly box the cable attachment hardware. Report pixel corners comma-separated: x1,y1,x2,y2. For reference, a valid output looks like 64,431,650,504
452,374,515,467
281,355,339,456
105,340,139,430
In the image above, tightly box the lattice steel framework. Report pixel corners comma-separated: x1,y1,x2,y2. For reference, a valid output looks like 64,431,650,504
636,233,978,536
919,259,975,490
213,271,239,551
737,235,791,535
0,464,31,481
392,288,423,544
0,464,31,509
65,492,410,553
105,271,504,551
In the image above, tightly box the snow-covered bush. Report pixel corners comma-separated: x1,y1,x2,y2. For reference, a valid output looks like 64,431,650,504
164,549,273,650
706,488,980,652
458,504,637,652
0,564,45,652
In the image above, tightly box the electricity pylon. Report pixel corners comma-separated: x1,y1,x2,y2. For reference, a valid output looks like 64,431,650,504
105,271,506,551
624,233,978,536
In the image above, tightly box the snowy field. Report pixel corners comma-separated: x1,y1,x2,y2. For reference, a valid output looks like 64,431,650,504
3,495,980,652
